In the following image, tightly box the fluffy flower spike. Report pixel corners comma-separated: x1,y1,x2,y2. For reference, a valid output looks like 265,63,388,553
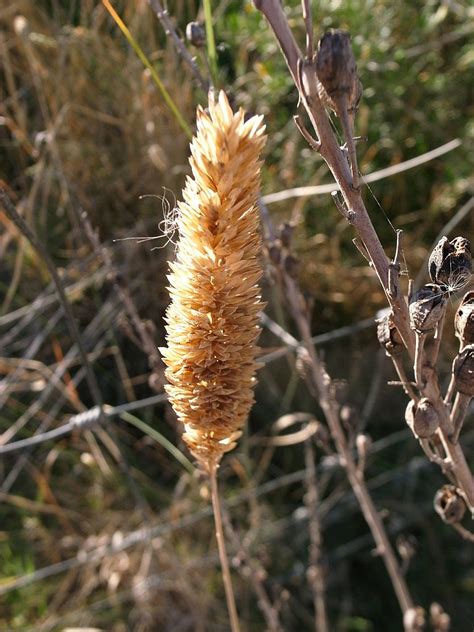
160,91,266,470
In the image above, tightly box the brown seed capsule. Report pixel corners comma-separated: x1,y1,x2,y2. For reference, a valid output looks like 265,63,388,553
409,284,446,333
455,291,474,347
434,485,466,524
452,344,474,396
185,21,206,48
405,398,440,438
315,29,362,114
376,312,404,355
428,236,472,290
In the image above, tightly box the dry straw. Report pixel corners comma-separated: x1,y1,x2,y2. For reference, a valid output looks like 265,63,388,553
161,90,266,470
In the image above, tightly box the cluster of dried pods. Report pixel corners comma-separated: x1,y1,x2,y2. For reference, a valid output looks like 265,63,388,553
378,236,473,527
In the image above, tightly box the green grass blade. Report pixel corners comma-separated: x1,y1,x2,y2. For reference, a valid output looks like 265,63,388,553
203,0,218,87
103,0,192,139
120,411,195,474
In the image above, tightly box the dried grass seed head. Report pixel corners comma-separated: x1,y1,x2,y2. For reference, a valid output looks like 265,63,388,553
160,91,266,470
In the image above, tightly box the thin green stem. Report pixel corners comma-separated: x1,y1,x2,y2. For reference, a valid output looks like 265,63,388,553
120,411,195,474
203,0,218,86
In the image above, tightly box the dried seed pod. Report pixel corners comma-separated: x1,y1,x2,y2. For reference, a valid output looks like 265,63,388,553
451,344,474,396
160,92,266,470
428,236,472,290
434,485,466,524
185,21,206,47
409,284,446,333
376,312,404,355
315,29,362,114
405,398,440,438
455,291,474,347
429,603,450,632
403,606,426,632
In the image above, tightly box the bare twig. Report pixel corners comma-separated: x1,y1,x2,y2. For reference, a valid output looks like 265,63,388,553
304,438,329,632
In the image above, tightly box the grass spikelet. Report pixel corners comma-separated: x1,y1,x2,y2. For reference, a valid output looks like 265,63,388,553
161,91,266,471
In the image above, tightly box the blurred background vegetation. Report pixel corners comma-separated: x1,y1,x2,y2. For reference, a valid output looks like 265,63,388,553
0,0,473,630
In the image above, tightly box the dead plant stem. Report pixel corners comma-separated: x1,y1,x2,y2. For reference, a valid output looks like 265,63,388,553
304,439,329,632
284,273,415,616
255,0,474,513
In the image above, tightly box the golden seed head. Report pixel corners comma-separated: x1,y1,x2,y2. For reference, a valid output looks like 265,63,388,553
160,91,266,471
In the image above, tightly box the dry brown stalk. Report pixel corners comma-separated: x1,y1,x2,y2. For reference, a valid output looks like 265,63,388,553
304,437,329,632
161,91,266,632
254,0,474,524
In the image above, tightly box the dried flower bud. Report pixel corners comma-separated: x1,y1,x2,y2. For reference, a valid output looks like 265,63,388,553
409,284,446,333
356,433,371,460
315,30,362,114
279,222,294,249
455,291,474,347
403,606,426,632
13,15,29,36
376,312,404,355
434,485,466,524
428,236,472,290
283,253,298,278
185,21,206,47
429,602,450,632
405,398,440,438
451,344,474,396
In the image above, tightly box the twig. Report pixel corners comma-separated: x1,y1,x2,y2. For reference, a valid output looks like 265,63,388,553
304,438,329,632
254,0,474,515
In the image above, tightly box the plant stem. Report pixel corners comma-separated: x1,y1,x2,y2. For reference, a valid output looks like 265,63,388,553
203,0,218,87
209,463,241,632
